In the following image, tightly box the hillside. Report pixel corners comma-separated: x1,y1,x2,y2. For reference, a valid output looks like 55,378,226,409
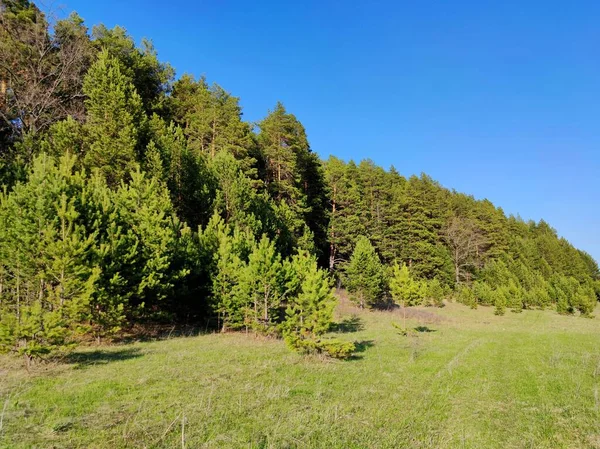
1,2,598,363
2,297,600,448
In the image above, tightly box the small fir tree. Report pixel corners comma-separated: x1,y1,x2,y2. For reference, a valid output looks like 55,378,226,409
345,236,386,308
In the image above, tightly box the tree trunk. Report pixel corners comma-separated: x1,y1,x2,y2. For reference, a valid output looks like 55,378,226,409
329,186,336,271
454,253,460,287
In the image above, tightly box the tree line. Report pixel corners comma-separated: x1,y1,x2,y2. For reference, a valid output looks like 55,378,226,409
0,1,597,361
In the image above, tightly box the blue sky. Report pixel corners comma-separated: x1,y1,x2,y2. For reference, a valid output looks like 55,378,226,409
51,0,600,261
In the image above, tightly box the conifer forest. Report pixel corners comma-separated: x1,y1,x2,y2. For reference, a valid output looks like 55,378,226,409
2,2,600,448
0,0,598,362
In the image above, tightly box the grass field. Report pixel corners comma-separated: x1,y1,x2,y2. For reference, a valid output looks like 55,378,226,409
1,296,600,448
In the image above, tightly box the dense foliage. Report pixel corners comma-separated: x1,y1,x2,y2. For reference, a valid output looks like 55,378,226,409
0,1,598,360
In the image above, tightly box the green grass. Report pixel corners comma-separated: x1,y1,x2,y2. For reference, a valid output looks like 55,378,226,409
2,298,600,448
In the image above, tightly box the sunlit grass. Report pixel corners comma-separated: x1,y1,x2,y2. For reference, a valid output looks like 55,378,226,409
1,298,599,448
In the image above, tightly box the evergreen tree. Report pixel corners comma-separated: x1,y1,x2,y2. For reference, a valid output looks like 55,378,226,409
82,49,145,186
146,114,216,228
114,169,189,314
324,157,365,272
282,251,336,340
390,262,427,306
0,154,99,360
389,261,426,331
345,236,386,308
210,224,254,331
242,235,284,332
170,76,257,172
423,278,446,307
399,175,453,283
91,24,174,115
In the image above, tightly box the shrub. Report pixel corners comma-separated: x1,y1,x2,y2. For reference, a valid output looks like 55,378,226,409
457,285,477,309
284,334,356,359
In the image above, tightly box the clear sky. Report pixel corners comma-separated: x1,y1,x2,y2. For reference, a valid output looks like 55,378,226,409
49,0,600,261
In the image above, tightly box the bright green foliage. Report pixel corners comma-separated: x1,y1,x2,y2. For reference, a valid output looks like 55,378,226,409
209,151,277,238
457,285,477,309
79,174,137,337
0,154,99,358
423,278,446,307
0,152,192,354
0,301,68,364
113,169,189,313
170,76,257,172
285,336,356,359
82,49,145,186
242,235,285,333
389,262,426,307
493,288,507,315
550,275,596,317
473,281,494,306
282,251,336,340
210,223,254,331
91,24,174,115
1,0,599,364
345,236,386,308
40,117,86,158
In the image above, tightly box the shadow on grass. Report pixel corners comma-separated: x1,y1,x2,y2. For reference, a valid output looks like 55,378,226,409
355,340,375,352
65,347,144,368
414,326,437,333
113,324,207,344
346,339,375,361
331,315,365,333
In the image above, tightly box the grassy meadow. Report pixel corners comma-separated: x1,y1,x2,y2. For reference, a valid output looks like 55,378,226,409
1,296,600,449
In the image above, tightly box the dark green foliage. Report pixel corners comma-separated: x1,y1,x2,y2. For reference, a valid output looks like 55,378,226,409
345,236,386,308
257,103,329,258
82,50,145,186
324,157,366,271
170,76,257,173
145,114,215,229
1,0,598,363
91,24,174,115
284,335,356,359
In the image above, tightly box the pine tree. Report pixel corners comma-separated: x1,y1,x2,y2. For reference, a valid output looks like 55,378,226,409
40,117,86,159
389,262,426,308
0,154,99,361
399,175,453,283
146,114,216,228
389,261,426,331
91,24,174,115
210,225,254,331
170,76,257,174
345,236,386,308
114,169,189,314
83,49,145,186
323,157,366,272
282,251,336,340
241,235,284,333
423,278,446,307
